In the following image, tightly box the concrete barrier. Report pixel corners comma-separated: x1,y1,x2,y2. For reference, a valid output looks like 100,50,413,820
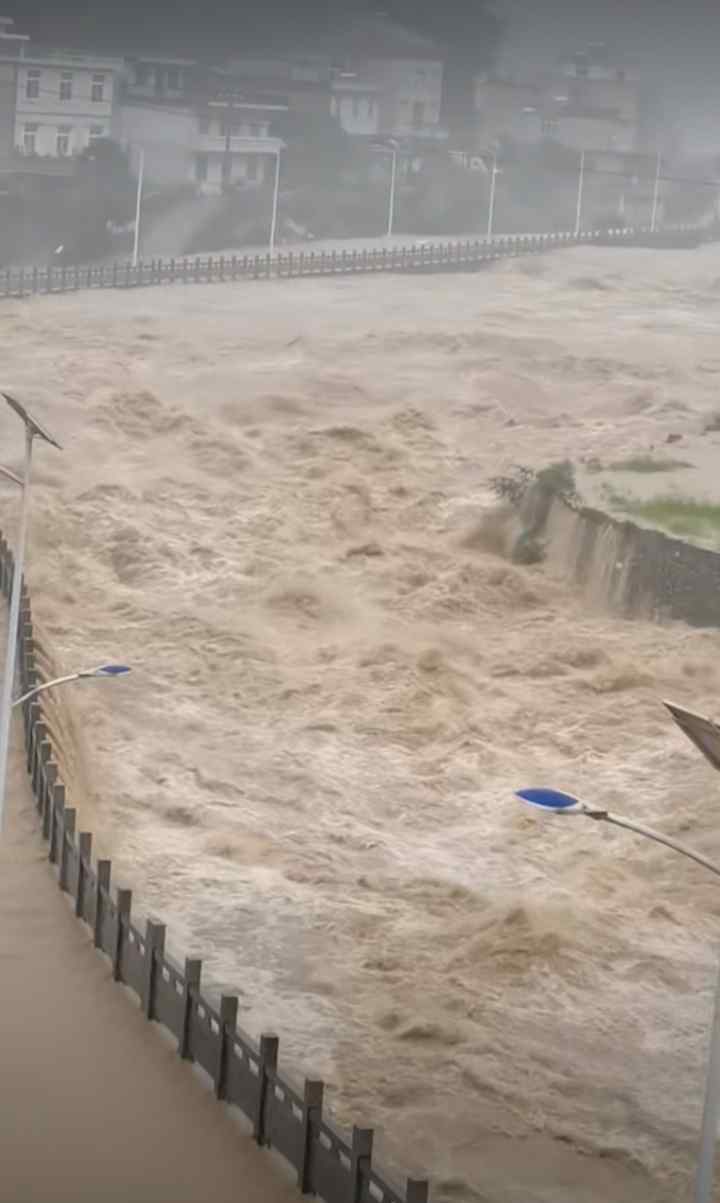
511,485,720,629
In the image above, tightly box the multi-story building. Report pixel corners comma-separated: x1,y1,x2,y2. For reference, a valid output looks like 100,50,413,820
328,13,446,141
221,54,332,124
13,48,123,159
121,52,196,103
116,86,287,195
0,16,29,165
473,46,642,157
472,74,546,149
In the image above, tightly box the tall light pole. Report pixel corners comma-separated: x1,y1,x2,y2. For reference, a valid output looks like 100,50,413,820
132,147,145,269
487,149,500,240
269,146,282,256
515,698,720,1203
575,149,585,237
651,150,662,233
370,139,400,239
387,141,398,238
0,393,61,834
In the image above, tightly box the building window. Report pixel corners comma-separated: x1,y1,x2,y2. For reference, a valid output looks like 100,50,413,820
133,63,149,86
59,71,73,101
23,123,38,153
25,69,40,100
56,125,72,156
89,124,105,144
412,100,425,129
166,67,180,91
91,73,106,103
542,119,559,137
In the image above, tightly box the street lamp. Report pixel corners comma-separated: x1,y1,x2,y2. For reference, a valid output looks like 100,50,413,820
515,700,720,1203
486,149,501,241
132,147,145,269
14,664,131,709
0,392,61,834
371,139,400,239
269,144,282,257
575,149,586,237
651,150,662,233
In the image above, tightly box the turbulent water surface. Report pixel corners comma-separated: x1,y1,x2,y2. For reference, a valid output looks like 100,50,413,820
4,246,720,1202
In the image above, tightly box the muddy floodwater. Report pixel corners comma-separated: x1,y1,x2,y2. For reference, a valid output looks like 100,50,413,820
4,245,720,1201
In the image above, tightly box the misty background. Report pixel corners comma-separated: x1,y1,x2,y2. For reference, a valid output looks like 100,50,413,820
1,0,718,268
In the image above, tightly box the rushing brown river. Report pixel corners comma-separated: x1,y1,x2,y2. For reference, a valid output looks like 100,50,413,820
3,244,720,1201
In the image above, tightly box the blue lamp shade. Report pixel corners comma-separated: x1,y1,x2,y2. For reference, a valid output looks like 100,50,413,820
93,665,131,677
515,788,583,813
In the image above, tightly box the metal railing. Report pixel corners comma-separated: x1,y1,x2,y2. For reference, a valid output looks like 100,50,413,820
0,529,429,1203
0,223,712,300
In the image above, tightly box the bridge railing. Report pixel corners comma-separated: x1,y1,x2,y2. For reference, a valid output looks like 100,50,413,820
0,223,712,300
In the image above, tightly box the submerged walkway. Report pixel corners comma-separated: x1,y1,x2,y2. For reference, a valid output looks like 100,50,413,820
0,716,297,1203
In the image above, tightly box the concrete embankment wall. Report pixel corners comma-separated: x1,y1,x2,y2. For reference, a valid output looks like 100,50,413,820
513,486,720,629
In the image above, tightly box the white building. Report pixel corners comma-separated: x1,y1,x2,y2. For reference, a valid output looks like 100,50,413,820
0,16,29,163
14,49,123,158
116,95,286,195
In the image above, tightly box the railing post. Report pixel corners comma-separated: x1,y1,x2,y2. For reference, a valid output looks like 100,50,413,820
214,994,239,1099
94,859,111,949
48,782,65,862
75,831,92,918
113,888,132,982
58,807,76,892
142,918,166,1020
254,1033,279,1146
41,761,58,832
179,956,202,1059
31,722,48,794
26,701,41,772
298,1079,324,1194
350,1127,374,1203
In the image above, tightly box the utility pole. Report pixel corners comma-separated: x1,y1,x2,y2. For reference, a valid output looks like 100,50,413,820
209,94,243,195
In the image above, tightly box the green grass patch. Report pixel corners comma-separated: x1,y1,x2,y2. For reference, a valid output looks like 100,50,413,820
606,455,692,474
607,490,720,541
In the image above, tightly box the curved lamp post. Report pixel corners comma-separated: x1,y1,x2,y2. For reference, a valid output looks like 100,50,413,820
14,664,131,709
515,697,720,1203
